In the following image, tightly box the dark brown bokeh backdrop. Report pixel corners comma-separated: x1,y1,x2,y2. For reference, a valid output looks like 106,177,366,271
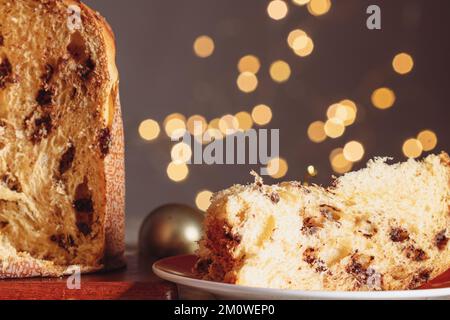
83,0,450,243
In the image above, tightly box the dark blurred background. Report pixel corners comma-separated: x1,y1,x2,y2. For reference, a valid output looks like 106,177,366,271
83,0,450,244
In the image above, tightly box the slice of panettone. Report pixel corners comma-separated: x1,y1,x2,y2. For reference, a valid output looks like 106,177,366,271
196,153,450,291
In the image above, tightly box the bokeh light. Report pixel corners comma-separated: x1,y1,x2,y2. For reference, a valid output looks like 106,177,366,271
252,104,273,126
195,190,213,211
327,101,357,127
164,113,186,124
193,35,215,58
293,36,314,57
237,72,258,93
393,53,414,75
402,138,423,158
171,142,192,164
238,55,261,74
219,114,239,135
267,0,289,20
329,147,342,163
343,141,365,162
330,148,353,174
339,99,358,126
187,115,207,136
270,60,291,83
204,120,225,141
324,118,345,138
184,226,201,242
307,121,327,143
292,35,309,51
139,119,160,141
371,87,396,110
293,0,310,6
417,130,437,152
208,118,219,129
164,113,186,139
307,0,332,16
307,165,318,176
287,29,307,48
235,111,254,131
326,103,341,119
167,162,189,182
267,158,288,179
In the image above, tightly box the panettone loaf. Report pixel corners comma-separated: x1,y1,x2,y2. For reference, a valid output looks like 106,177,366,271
0,0,125,277
196,153,450,291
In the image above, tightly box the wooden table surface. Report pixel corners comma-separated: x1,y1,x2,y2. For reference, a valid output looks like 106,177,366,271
0,250,178,300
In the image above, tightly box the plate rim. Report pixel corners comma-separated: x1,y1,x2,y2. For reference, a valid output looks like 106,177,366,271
153,255,450,299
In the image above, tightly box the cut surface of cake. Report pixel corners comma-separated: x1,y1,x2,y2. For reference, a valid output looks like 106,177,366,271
196,153,450,291
0,0,125,277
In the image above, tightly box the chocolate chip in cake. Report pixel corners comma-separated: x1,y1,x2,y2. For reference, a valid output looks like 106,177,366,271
315,262,328,273
68,235,75,247
73,180,94,235
301,217,323,235
67,31,88,62
67,32,96,81
389,227,410,242
36,88,54,106
435,230,448,251
345,253,375,285
2,173,22,192
0,58,12,77
71,87,77,99
301,247,328,273
0,220,8,229
346,260,365,280
269,192,280,204
404,245,428,262
50,234,75,251
73,198,94,213
31,114,52,144
59,144,76,175
195,258,212,274
50,234,62,247
0,34,4,47
408,269,431,289
80,57,96,80
303,248,317,265
224,229,242,245
76,222,91,236
98,128,111,158
0,57,13,88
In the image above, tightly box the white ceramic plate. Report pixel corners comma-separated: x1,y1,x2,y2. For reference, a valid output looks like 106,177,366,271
153,255,450,300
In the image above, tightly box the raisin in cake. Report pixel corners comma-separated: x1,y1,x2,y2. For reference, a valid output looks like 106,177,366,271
0,0,125,278
196,153,450,291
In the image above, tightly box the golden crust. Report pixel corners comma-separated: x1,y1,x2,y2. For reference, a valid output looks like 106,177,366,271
78,0,125,270
0,255,101,278
103,84,125,270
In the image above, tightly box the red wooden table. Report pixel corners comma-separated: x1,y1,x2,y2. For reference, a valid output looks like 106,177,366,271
0,250,178,300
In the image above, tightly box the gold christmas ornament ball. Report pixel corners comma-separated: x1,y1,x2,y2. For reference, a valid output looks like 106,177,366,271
139,204,204,258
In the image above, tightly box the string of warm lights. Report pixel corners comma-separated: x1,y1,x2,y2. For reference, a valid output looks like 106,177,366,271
137,0,439,211
138,107,274,165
